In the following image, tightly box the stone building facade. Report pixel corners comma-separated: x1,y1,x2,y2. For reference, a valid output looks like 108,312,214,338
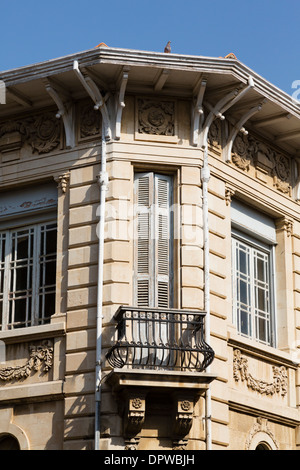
0,46,300,450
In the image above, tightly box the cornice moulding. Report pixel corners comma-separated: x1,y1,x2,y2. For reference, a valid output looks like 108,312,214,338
0,322,66,345
1,47,299,120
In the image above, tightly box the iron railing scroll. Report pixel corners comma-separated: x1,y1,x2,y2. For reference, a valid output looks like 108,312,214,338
106,306,215,372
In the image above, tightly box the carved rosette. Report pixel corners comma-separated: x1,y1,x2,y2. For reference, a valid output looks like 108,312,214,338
137,98,175,136
233,349,288,397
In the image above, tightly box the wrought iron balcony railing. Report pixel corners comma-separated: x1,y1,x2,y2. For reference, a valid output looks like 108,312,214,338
106,306,215,372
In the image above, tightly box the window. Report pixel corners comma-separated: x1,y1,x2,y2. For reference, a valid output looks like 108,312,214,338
231,200,276,347
232,232,274,345
0,222,57,330
0,434,20,450
134,172,173,308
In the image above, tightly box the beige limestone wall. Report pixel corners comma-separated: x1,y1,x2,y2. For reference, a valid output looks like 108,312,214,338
64,163,100,450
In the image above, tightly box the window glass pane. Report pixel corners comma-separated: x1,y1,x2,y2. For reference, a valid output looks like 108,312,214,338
239,279,249,305
0,221,57,330
240,309,251,337
238,248,248,275
256,257,265,282
13,298,27,326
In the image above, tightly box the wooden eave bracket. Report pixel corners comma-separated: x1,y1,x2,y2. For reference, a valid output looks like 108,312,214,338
115,66,129,140
199,86,242,149
43,77,75,149
223,102,265,163
73,60,112,141
191,77,207,146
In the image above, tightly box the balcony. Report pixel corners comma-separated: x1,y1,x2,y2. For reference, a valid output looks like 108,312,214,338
105,306,215,449
106,306,215,372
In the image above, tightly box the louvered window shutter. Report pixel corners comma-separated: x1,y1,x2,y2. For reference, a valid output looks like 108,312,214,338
135,173,152,307
155,174,172,308
134,172,173,308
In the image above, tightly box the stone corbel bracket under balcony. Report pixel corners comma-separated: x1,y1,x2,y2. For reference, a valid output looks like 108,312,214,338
105,368,216,450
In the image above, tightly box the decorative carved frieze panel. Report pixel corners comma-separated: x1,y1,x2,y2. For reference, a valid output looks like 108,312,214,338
78,101,102,143
233,349,288,397
0,110,62,158
231,132,292,195
135,97,178,142
0,341,53,382
208,119,222,153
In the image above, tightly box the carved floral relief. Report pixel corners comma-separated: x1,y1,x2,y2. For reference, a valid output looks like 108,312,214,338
208,119,222,149
78,102,102,141
231,132,292,195
0,342,53,382
135,98,177,142
0,111,61,156
137,98,175,136
233,349,288,397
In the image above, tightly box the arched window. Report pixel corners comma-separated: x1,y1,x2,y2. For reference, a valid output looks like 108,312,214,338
256,442,271,450
0,434,20,450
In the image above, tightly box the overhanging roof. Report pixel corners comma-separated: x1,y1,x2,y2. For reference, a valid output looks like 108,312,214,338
1,46,300,155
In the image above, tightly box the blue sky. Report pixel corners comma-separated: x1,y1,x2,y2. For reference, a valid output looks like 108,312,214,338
0,0,299,97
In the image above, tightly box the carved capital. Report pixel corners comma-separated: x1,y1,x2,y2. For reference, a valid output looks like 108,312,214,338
54,172,70,194
275,217,293,237
225,187,235,206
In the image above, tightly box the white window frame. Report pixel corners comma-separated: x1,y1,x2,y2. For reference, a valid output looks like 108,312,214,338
0,216,57,331
232,229,277,347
